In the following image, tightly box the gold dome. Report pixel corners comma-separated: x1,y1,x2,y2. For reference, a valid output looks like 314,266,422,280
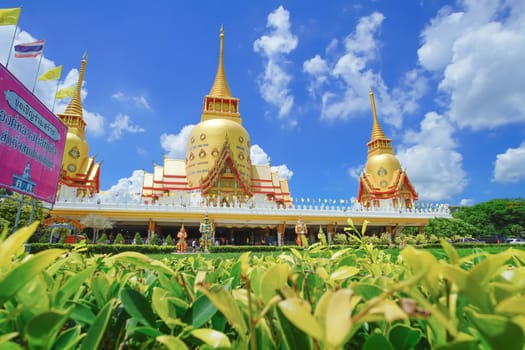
186,118,251,188
365,153,401,188
62,132,89,177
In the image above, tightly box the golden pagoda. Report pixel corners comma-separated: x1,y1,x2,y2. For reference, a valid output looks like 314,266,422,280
57,53,100,197
142,27,291,207
357,89,417,208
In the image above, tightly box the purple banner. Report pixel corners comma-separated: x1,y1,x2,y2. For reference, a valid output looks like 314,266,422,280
0,63,67,203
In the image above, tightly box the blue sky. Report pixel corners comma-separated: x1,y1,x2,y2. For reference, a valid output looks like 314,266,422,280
1,0,524,206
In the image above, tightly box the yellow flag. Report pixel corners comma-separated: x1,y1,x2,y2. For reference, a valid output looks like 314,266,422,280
0,8,21,26
56,86,76,99
38,65,62,81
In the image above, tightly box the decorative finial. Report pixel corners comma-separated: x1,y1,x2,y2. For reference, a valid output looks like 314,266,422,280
209,25,232,97
368,87,386,141
62,53,88,118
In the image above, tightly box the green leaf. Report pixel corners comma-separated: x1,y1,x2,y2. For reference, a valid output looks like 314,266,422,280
53,324,83,350
330,266,360,281
388,324,422,350
156,335,189,350
261,263,289,303
25,309,71,348
278,298,323,340
352,283,384,300
0,249,65,304
70,302,97,325
120,288,156,327
440,239,460,265
0,221,40,268
80,298,118,350
0,333,18,345
331,247,353,261
325,289,355,348
363,332,394,350
191,328,231,348
198,287,247,335
55,265,97,307
465,308,524,350
192,293,218,328
152,287,180,329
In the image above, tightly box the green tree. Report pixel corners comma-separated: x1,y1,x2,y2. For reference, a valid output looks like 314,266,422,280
424,218,480,238
453,198,525,235
0,192,47,232
114,232,125,244
80,214,114,243
133,232,143,245
165,234,173,245
149,233,159,245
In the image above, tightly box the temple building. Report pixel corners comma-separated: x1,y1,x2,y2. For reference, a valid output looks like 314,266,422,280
50,28,450,244
357,90,418,209
141,27,291,208
57,53,101,197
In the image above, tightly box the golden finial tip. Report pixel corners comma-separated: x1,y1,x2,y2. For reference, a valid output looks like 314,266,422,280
220,25,224,37
82,52,88,60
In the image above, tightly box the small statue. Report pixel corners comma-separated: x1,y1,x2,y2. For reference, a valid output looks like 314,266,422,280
199,214,212,252
176,224,188,253
295,216,307,246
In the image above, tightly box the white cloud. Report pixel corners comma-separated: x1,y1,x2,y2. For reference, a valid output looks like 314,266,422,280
108,114,145,141
397,112,468,201
160,124,195,159
112,91,152,111
303,12,423,128
250,144,271,164
418,0,525,130
493,142,525,183
100,169,144,201
250,144,292,180
459,198,474,206
253,6,298,119
271,164,293,180
348,164,365,182
0,27,110,138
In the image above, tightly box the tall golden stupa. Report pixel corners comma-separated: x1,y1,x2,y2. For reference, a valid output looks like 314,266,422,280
142,27,291,207
57,53,100,197
357,89,417,208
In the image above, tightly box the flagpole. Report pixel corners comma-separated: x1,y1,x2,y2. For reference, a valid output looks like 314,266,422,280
31,42,45,93
5,6,22,68
5,27,19,69
51,80,60,112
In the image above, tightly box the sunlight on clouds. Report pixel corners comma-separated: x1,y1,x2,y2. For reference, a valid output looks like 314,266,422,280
160,124,195,159
271,164,293,180
250,145,293,180
112,91,152,111
418,1,525,130
108,114,145,141
303,12,422,128
250,144,271,164
253,6,298,120
100,169,144,201
493,142,525,183
397,112,467,201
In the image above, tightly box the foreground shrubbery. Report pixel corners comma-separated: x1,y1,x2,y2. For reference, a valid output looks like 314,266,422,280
1,222,525,349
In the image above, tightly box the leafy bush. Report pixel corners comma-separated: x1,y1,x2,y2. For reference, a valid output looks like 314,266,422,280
114,232,125,244
164,234,173,246
133,232,142,245
97,232,108,244
149,233,159,245
4,222,525,349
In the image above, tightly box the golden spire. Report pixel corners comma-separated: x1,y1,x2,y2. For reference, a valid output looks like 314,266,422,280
63,52,87,117
369,88,386,141
209,26,232,97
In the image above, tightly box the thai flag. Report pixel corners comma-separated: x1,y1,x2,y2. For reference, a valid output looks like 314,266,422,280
14,39,45,58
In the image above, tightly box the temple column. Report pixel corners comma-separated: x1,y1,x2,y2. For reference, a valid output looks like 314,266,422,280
418,226,424,234
147,219,156,243
276,223,285,246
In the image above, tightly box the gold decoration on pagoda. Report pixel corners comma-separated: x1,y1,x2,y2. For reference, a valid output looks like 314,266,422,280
358,88,417,208
57,53,100,196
